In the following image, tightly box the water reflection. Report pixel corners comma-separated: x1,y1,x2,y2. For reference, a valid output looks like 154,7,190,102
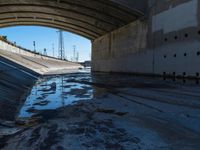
18,72,93,118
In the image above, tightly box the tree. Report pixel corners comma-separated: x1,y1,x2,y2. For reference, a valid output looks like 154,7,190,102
2,36,7,40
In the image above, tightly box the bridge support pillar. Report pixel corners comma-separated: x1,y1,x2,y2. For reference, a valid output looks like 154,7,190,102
92,20,153,74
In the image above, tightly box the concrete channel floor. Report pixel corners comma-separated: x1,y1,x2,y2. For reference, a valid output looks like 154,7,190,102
0,72,200,150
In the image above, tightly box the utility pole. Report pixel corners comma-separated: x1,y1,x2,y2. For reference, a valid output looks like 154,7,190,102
76,52,79,62
57,30,65,60
52,43,55,57
73,45,76,62
33,41,36,53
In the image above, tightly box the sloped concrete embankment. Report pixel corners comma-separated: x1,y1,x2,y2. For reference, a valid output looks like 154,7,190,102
0,49,82,75
0,56,38,121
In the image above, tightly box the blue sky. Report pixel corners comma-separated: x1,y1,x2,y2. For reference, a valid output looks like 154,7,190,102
0,26,91,62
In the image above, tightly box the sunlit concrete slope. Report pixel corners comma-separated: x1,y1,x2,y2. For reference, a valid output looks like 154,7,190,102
0,50,82,75
0,38,82,75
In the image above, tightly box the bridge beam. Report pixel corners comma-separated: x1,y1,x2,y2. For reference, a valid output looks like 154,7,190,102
0,0,144,39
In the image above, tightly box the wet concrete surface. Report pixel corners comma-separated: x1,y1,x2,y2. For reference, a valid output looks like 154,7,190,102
1,70,200,150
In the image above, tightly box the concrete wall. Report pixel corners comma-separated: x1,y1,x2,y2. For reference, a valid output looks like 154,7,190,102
0,40,34,56
92,20,152,74
0,40,63,62
92,0,200,78
149,0,200,77
152,0,198,34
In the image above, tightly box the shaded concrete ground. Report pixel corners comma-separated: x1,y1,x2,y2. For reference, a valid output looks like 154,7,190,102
0,56,37,121
1,72,200,150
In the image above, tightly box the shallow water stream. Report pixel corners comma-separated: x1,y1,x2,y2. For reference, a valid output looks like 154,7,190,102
18,71,93,118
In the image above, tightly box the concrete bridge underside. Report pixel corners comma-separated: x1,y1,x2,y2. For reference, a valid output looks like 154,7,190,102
1,0,199,78
0,0,145,40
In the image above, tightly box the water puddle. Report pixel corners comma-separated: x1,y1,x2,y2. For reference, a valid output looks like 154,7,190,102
18,72,93,118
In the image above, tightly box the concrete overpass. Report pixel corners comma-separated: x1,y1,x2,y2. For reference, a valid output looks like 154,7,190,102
0,0,200,79
0,0,146,40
